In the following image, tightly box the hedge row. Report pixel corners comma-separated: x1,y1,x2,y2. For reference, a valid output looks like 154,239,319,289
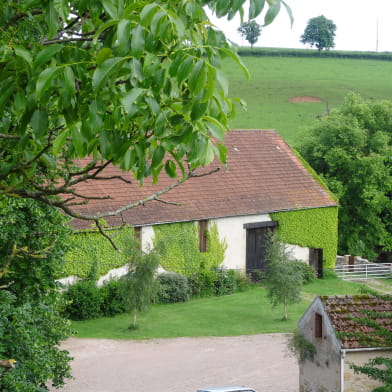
237,47,392,61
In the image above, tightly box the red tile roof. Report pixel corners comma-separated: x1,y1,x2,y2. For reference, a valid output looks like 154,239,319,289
70,129,337,229
321,295,392,349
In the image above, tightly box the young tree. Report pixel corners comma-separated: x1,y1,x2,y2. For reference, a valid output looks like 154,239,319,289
300,15,336,51
299,93,392,260
120,245,159,329
265,233,303,320
238,21,262,48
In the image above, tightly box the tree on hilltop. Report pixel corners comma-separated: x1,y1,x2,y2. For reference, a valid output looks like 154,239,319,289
238,21,262,48
300,15,336,51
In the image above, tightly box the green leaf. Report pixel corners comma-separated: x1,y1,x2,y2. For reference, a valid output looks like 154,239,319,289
122,88,143,113
145,96,160,116
219,48,250,80
188,60,206,95
14,47,33,67
150,10,166,35
203,116,227,140
117,19,131,54
177,56,194,85
31,109,48,137
264,0,281,26
165,160,177,178
96,48,113,66
215,0,231,17
52,129,69,155
249,0,266,19
34,45,63,69
36,67,58,99
140,3,160,26
46,2,59,38
92,57,124,91
72,127,86,157
63,67,76,96
191,99,208,121
93,20,119,44
131,25,145,57
101,0,119,19
151,145,165,169
282,0,294,27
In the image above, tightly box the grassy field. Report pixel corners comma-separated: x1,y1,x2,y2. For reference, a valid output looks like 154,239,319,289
225,56,392,145
72,274,371,340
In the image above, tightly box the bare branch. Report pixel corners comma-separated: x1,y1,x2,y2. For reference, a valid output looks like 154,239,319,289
95,220,121,252
0,134,20,140
154,197,183,206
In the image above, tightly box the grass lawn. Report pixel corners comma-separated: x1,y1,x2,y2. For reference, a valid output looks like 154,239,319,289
225,56,392,145
72,274,367,340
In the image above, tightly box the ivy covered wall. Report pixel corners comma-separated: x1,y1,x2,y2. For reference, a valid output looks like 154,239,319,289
153,221,227,274
270,207,338,268
61,227,135,279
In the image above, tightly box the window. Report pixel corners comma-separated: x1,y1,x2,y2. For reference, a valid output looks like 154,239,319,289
199,220,208,252
314,313,323,339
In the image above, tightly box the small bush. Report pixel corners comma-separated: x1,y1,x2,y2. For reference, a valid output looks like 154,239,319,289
100,279,127,317
157,272,190,303
234,271,252,292
188,269,217,297
214,268,236,296
63,280,102,320
291,261,317,284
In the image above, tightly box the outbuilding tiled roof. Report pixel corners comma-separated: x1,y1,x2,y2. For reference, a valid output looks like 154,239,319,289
70,129,337,229
321,295,392,349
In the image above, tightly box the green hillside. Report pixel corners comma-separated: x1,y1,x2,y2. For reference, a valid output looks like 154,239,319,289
225,55,392,145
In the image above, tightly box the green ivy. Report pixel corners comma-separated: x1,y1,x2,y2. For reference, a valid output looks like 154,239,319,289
153,222,227,274
271,207,338,268
61,227,135,279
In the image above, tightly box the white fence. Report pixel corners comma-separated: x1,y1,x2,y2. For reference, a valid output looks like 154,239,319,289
334,263,392,280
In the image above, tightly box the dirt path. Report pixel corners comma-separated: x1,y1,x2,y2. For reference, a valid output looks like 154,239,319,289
52,334,298,392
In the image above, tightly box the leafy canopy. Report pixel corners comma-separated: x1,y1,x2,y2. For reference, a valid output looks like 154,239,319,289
0,0,291,224
300,15,336,51
299,93,392,259
237,20,262,48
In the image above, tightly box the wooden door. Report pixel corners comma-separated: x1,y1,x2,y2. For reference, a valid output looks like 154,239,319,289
246,227,271,275
309,248,323,278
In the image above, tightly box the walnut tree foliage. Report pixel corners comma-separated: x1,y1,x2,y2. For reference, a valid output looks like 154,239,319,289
300,15,336,51
0,0,291,224
299,93,392,260
0,1,292,389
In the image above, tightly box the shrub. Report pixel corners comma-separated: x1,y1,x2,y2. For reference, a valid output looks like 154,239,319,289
63,280,102,320
214,268,236,296
291,261,317,284
188,269,217,297
100,279,127,316
233,271,253,292
157,272,190,303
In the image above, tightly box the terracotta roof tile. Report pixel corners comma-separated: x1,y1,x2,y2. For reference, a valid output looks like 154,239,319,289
321,295,392,349
69,129,337,229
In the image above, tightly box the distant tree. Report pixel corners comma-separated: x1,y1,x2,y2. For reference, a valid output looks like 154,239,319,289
299,93,392,260
238,21,262,48
300,15,336,51
265,233,303,320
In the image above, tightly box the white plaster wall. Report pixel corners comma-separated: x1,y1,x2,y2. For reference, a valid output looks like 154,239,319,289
140,214,311,272
287,244,309,263
211,214,271,271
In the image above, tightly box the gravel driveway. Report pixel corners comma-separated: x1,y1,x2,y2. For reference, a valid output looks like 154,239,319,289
53,334,298,392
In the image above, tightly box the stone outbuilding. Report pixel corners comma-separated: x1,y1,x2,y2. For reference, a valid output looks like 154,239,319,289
298,295,392,392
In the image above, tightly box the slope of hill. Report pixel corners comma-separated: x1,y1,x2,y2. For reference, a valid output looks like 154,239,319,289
225,55,392,145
